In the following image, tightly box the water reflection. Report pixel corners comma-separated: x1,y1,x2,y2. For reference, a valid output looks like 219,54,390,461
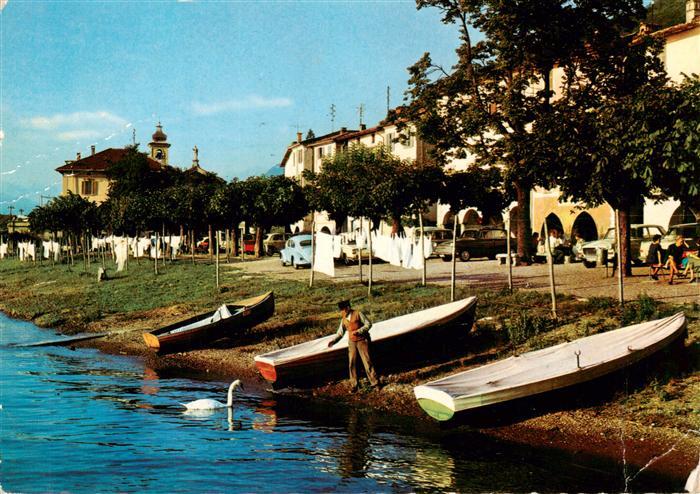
252,400,278,433
141,367,160,396
337,411,372,479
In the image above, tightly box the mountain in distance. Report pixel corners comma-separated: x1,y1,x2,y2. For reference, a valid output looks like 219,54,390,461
264,164,283,177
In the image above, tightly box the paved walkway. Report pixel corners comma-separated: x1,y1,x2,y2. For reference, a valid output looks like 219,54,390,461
227,256,700,305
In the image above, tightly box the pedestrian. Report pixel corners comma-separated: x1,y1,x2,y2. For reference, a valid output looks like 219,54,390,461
666,235,689,285
328,300,380,392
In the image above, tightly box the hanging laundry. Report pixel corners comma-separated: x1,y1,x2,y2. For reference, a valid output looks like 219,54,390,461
332,235,342,259
114,238,129,272
313,232,335,277
0,243,7,259
26,243,36,261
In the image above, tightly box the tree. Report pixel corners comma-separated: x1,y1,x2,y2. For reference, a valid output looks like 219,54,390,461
209,179,244,256
240,175,309,257
398,0,590,262
544,6,670,275
636,76,700,220
646,0,685,28
305,129,316,140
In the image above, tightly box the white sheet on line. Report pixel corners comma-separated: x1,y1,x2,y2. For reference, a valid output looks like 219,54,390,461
0,243,7,259
114,237,129,272
313,232,335,277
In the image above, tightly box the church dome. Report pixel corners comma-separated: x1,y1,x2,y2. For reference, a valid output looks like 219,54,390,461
151,123,167,142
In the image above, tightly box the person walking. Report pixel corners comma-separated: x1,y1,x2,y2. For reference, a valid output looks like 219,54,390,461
328,300,380,392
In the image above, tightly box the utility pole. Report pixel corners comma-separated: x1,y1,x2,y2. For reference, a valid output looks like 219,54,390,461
358,103,365,127
386,86,391,116
132,128,136,147
329,104,336,132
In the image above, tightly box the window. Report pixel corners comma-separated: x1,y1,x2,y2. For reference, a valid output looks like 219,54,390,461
385,132,396,151
405,132,415,148
484,229,507,239
81,179,98,196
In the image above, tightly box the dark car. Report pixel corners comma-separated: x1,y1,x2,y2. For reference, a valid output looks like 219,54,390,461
434,227,514,261
263,232,289,256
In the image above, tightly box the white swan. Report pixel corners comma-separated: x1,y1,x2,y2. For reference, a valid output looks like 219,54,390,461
182,380,244,410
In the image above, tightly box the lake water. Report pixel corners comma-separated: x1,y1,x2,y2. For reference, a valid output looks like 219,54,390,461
0,313,682,492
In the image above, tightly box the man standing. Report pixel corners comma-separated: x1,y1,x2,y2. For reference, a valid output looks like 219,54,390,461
328,300,380,392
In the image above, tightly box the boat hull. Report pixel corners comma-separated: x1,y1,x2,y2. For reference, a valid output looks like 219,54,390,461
255,297,477,389
414,312,687,421
143,292,274,354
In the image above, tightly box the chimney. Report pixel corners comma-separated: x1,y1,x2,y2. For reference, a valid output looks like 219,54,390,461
360,124,367,131
296,132,303,143
91,145,96,156
76,152,81,160
688,0,700,22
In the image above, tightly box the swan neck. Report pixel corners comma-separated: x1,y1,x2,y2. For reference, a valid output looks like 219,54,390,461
226,382,237,407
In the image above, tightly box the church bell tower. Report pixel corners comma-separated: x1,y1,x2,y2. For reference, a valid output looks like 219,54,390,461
148,122,171,165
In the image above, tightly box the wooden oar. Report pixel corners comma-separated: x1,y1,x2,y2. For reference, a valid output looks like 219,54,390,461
10,332,111,348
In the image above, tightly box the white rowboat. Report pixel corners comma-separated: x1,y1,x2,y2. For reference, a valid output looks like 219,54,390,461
414,312,686,421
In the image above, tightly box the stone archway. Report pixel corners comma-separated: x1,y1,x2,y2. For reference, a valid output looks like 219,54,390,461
571,212,598,241
541,213,564,237
442,211,455,228
669,205,698,229
461,209,481,226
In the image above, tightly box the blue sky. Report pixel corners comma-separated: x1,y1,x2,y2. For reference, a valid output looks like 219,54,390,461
0,0,461,214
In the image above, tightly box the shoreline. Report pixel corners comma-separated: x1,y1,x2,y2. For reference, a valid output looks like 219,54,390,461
1,258,698,487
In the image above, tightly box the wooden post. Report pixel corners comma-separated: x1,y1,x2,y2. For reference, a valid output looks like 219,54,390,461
191,229,196,265
309,221,315,288
451,214,457,302
225,229,230,263
154,231,159,275
358,219,363,284
544,221,558,319
506,211,513,293
419,213,426,286
615,209,624,307
367,218,373,297
216,230,220,288
208,224,213,263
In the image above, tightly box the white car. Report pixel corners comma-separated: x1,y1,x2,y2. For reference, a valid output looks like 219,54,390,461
579,224,665,267
639,223,699,261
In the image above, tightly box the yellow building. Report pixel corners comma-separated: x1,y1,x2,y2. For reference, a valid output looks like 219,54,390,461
55,124,171,203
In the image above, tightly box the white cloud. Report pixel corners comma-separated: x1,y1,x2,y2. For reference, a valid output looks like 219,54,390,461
192,95,293,116
56,130,103,141
22,111,128,142
25,111,127,130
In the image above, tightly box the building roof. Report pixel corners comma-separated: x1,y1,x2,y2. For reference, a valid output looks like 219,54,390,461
652,18,700,38
55,148,164,174
279,129,358,167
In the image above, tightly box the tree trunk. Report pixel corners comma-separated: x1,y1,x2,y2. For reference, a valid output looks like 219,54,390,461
231,227,239,257
391,215,401,236
514,181,532,264
215,230,220,288
191,229,196,264
225,229,230,263
254,227,263,258
618,206,633,277
615,210,625,306
506,212,513,293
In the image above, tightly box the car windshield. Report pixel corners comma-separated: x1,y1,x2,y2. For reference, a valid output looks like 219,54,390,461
299,240,312,247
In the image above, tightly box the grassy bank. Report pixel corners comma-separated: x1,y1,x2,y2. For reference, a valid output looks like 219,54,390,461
1,257,699,479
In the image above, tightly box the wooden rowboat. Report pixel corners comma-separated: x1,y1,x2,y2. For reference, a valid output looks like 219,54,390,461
414,312,686,421
143,291,274,354
255,296,477,389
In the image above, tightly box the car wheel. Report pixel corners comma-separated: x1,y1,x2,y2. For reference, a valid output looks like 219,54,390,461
342,254,352,266
459,250,471,262
281,257,286,267
292,257,300,269
441,255,452,262
583,260,596,269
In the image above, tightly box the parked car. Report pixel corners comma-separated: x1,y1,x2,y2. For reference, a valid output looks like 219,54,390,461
434,227,513,261
412,227,453,257
338,240,375,265
195,237,209,253
639,223,699,261
242,234,256,255
578,224,665,267
263,232,289,256
280,234,313,269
